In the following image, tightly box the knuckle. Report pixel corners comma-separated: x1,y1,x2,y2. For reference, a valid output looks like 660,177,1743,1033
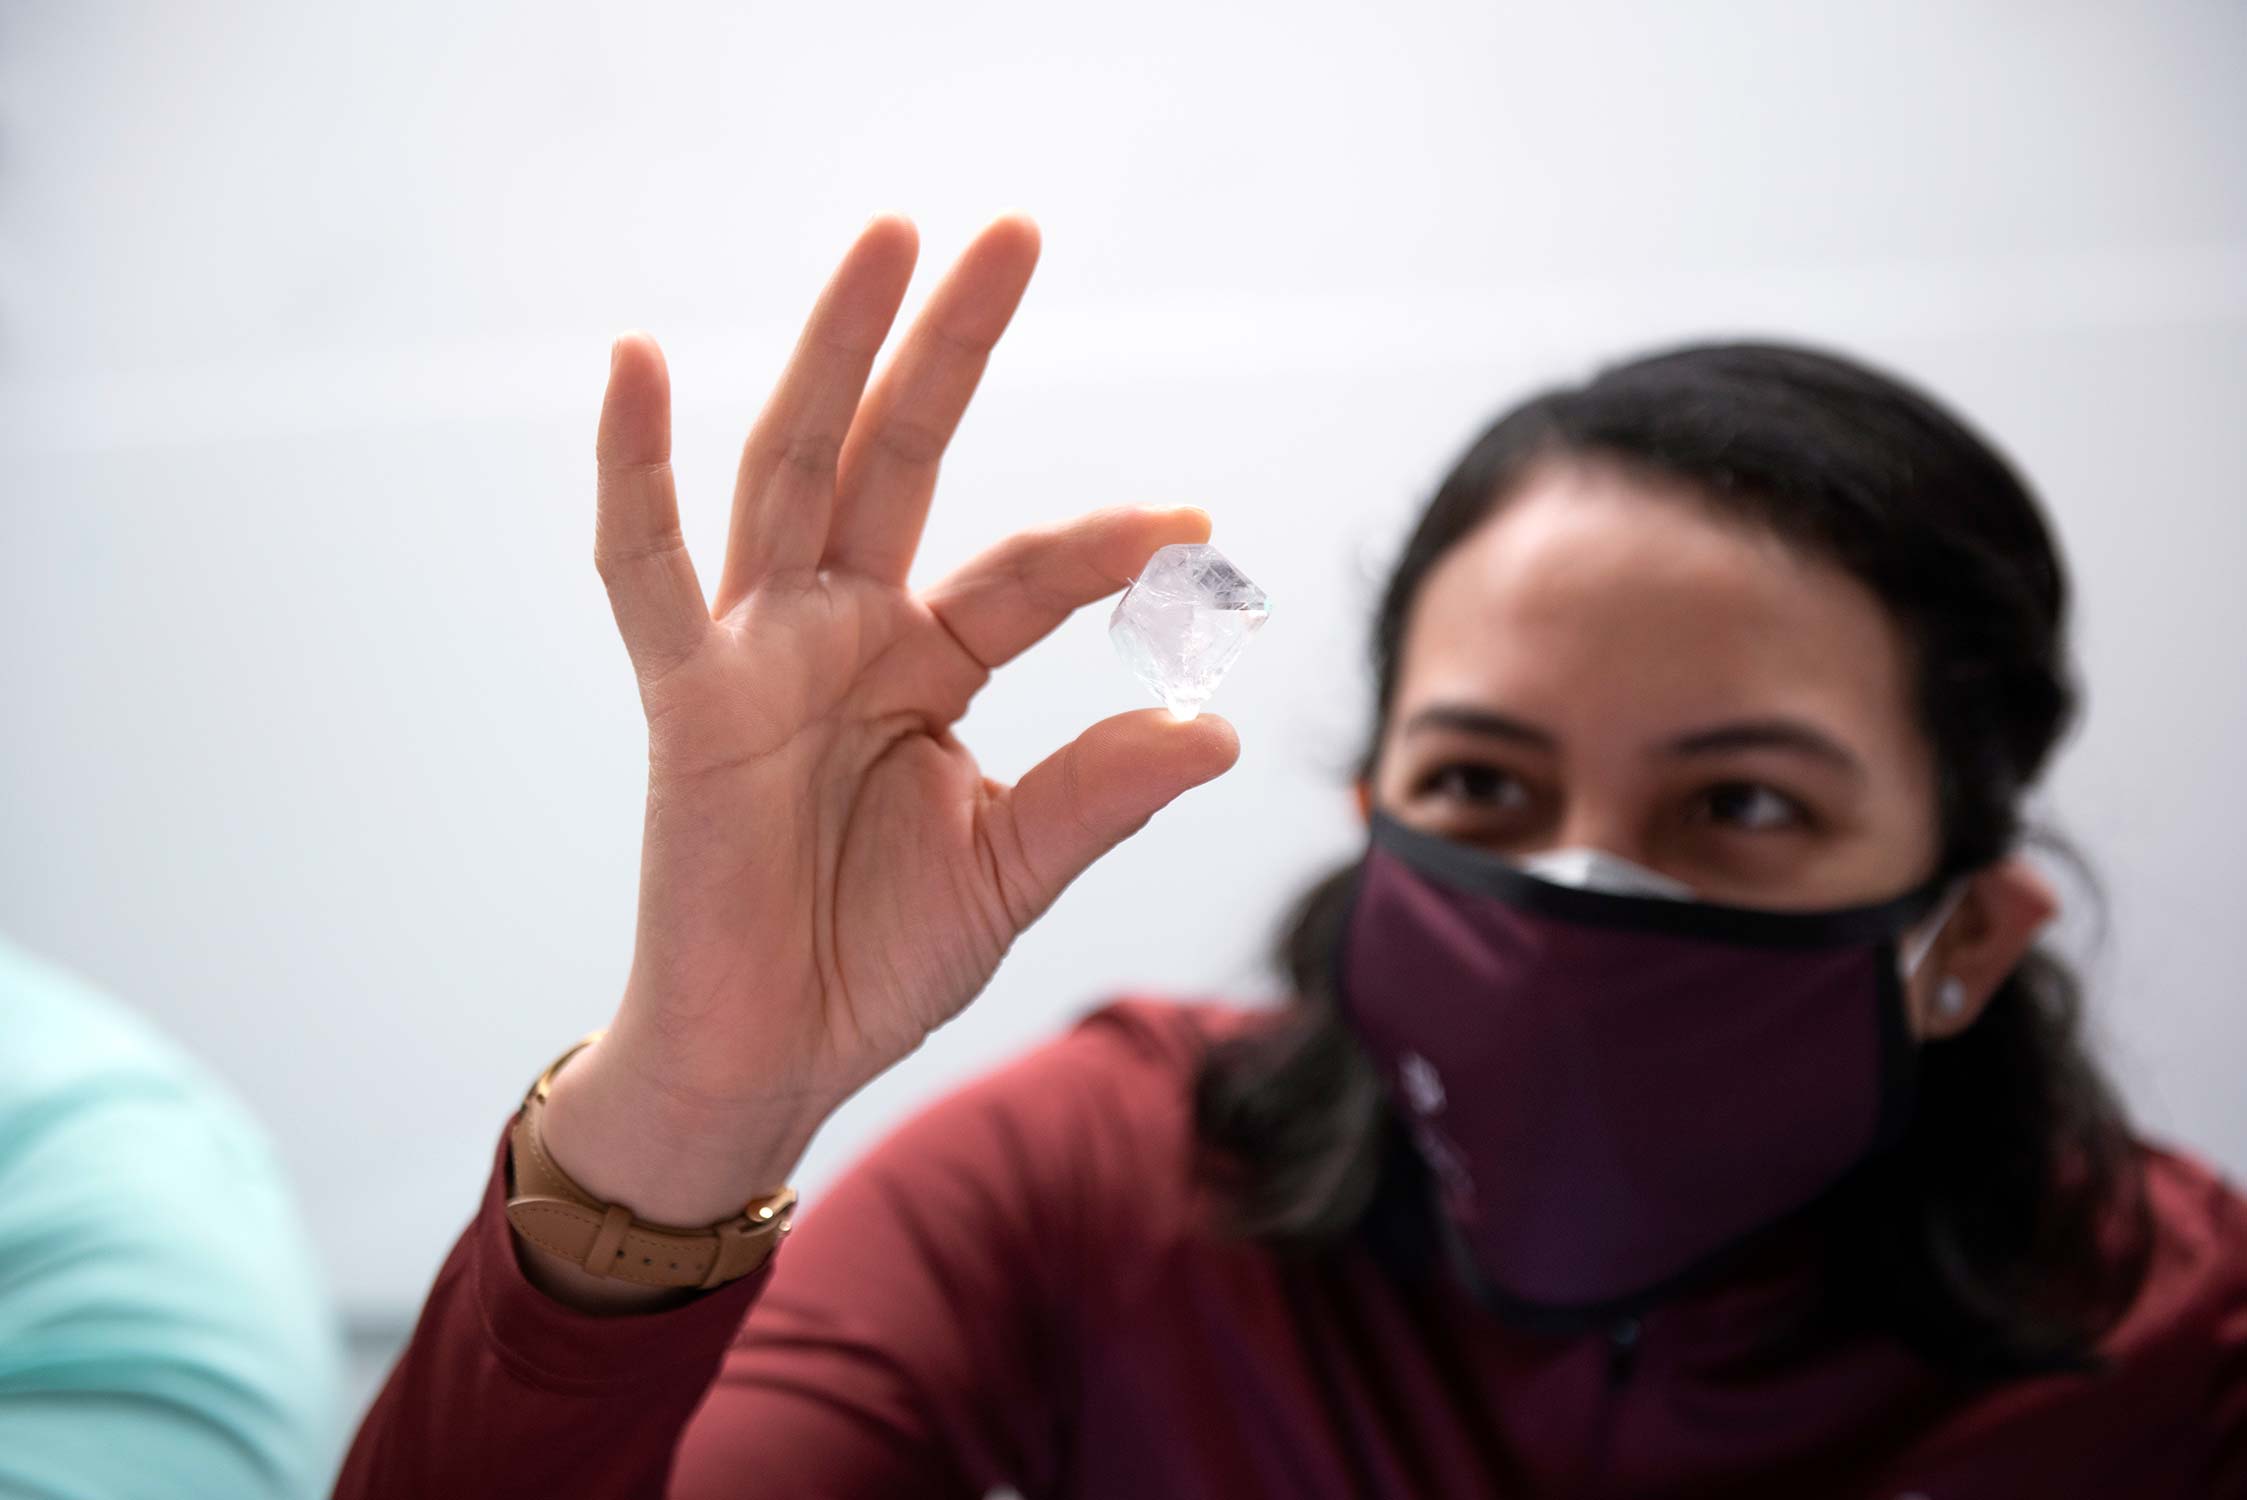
598,456,674,482
1005,532,1080,618
873,413,949,468
920,592,997,679
927,321,989,359
1057,744,1105,847
593,529,688,580
633,641,702,694
778,431,844,480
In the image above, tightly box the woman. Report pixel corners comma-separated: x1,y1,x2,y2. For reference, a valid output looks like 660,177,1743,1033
334,214,2247,1498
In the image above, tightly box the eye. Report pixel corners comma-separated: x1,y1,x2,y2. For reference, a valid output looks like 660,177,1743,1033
1698,781,1808,832
1418,763,1532,810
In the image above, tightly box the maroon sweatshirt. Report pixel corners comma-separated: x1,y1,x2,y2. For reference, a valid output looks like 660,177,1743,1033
336,996,2247,1498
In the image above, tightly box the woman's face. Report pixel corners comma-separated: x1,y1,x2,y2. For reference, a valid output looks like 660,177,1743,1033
1362,455,1941,910
1355,454,2057,1038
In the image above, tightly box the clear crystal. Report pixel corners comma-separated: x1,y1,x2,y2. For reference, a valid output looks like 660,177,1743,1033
1107,542,1271,719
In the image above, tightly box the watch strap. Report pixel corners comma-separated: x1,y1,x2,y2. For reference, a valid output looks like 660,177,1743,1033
504,1033,796,1290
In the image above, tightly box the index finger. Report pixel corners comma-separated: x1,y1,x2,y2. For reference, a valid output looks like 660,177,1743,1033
918,505,1214,673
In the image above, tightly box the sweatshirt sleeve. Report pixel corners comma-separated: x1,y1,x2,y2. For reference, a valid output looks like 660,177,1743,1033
336,999,1200,1500
329,1121,780,1500
666,1011,1165,1500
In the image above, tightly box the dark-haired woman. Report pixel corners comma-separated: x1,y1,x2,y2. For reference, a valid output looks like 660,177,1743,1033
336,214,2247,1499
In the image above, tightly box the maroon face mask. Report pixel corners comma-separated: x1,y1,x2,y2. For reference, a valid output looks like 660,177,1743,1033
1334,807,1959,1328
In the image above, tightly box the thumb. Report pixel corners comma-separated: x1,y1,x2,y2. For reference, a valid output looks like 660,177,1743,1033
995,708,1241,928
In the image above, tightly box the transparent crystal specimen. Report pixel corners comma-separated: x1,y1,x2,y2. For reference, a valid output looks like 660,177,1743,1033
1107,542,1271,719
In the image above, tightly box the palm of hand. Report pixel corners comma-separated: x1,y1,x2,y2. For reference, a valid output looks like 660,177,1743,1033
593,213,1239,1124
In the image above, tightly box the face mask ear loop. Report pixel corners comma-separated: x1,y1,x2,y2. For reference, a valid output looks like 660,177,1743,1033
1898,875,1972,982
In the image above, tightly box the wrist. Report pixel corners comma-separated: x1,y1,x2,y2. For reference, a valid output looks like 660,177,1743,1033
538,1030,823,1227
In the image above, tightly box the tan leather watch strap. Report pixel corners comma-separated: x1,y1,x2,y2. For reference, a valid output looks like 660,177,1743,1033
503,1032,797,1290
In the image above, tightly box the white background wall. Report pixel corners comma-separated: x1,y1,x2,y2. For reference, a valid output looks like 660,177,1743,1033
3,0,2242,1429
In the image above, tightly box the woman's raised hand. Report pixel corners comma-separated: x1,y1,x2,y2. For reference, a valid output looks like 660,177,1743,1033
536,214,1240,1237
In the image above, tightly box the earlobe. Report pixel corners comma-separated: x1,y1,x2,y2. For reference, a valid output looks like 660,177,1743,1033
1925,854,2059,1038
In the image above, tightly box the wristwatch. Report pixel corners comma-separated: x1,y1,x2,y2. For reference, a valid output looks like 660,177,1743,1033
503,1031,797,1290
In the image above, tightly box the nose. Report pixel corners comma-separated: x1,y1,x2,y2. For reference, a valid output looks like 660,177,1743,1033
1545,806,1652,866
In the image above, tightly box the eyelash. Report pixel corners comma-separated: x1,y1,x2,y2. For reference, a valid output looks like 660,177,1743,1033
1415,764,1813,833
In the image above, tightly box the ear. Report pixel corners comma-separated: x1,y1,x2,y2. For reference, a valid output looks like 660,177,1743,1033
1910,853,2059,1041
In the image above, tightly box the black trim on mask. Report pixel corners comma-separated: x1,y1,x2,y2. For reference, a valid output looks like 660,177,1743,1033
1366,808,1953,947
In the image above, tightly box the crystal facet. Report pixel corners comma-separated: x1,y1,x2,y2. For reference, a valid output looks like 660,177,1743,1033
1107,542,1271,719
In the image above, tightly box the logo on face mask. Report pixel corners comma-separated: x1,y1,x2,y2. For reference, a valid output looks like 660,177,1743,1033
1398,1051,1447,1115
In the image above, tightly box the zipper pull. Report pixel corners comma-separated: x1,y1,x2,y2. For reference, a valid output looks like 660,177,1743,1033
1606,1315,1642,1385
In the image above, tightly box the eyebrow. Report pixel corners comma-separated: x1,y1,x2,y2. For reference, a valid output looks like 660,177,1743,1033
1400,703,1866,778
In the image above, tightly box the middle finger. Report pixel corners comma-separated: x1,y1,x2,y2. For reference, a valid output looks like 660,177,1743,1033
823,213,1042,589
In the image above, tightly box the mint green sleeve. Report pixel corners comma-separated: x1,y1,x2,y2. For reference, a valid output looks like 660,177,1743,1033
0,938,345,1500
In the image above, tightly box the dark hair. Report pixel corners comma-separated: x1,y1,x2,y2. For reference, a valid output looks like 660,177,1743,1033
1192,341,2151,1383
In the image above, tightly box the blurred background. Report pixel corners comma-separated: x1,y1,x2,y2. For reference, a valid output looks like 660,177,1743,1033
2,0,2242,1467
